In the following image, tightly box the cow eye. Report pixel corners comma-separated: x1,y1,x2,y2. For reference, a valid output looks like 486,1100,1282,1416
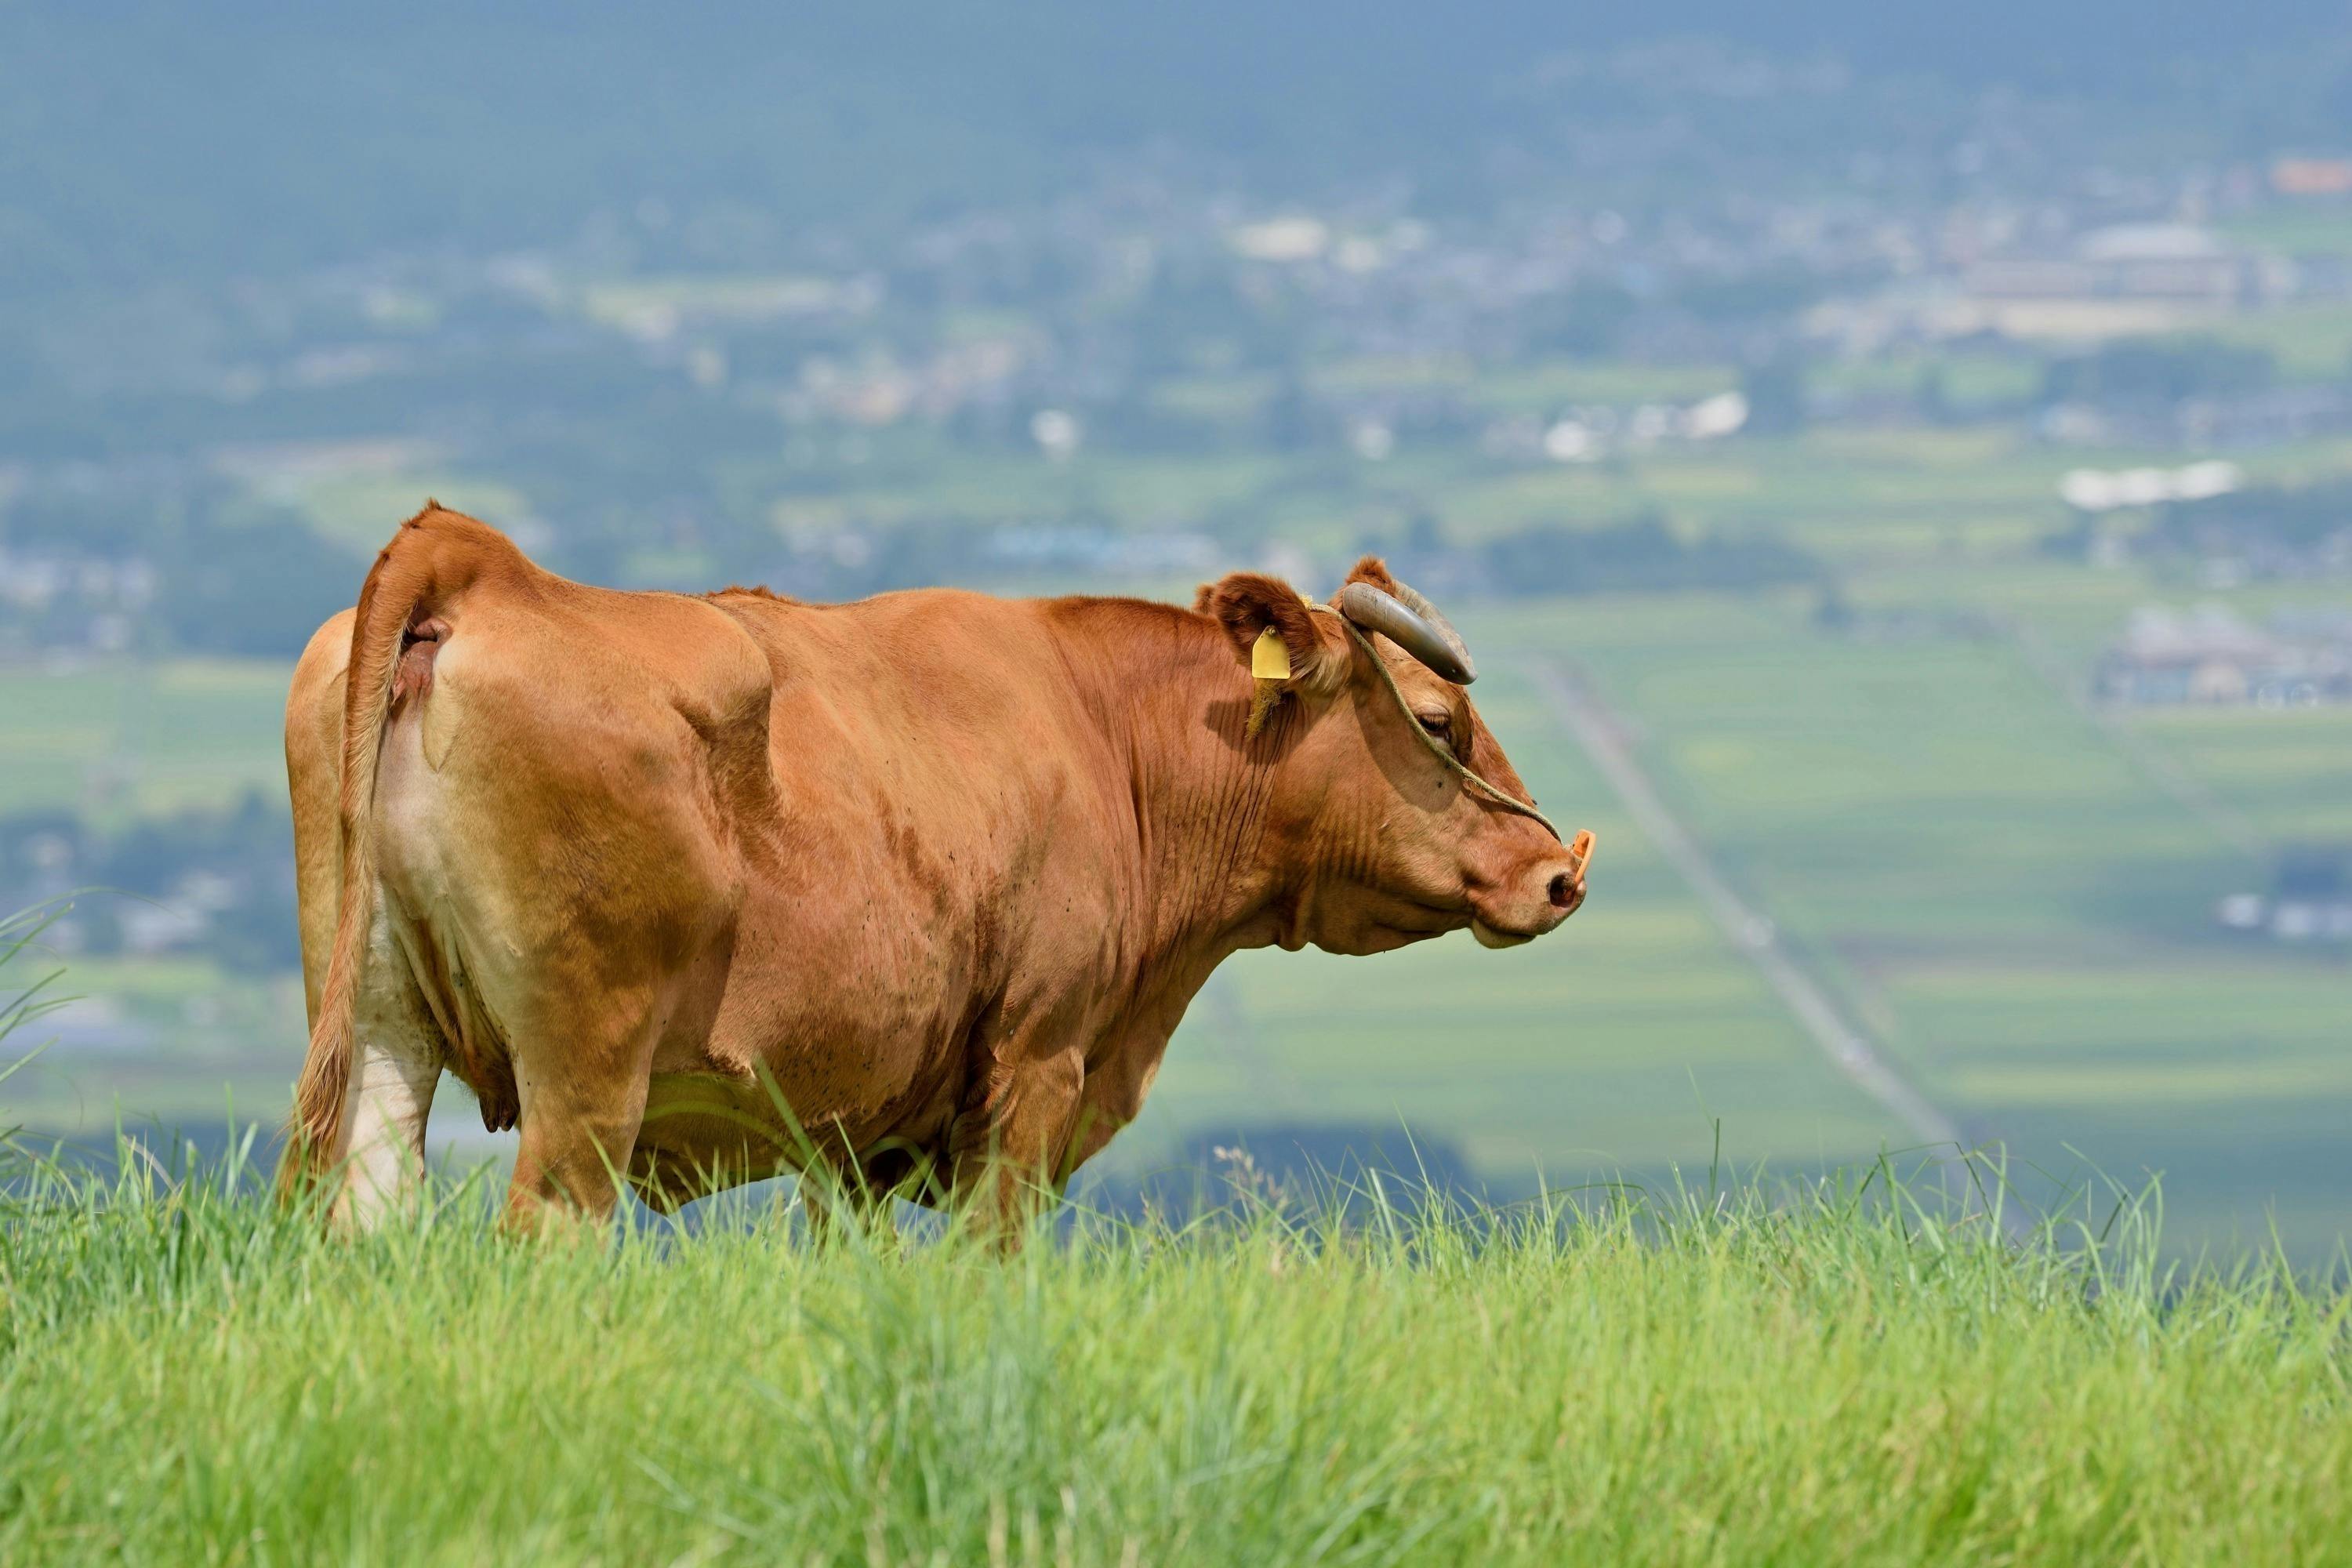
1416,710,1452,741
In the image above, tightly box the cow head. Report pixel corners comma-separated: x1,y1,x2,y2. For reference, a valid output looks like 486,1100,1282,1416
1204,557,1591,956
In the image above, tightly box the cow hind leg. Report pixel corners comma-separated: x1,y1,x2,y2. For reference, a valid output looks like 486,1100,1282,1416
502,1007,662,1235
329,913,444,1230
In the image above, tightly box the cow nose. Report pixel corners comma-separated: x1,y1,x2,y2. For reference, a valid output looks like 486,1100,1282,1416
1546,829,1594,916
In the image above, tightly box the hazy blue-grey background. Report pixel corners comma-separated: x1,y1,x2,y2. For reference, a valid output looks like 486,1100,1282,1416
5,3,2350,1253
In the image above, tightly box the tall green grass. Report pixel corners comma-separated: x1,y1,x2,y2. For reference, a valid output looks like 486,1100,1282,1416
2,1127,2346,1566
3,919,2347,1565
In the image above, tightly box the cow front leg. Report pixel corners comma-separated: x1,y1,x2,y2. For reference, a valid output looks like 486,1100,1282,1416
951,1045,1086,1248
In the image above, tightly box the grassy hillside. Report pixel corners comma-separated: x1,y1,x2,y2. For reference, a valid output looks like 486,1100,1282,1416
0,1139,2344,1566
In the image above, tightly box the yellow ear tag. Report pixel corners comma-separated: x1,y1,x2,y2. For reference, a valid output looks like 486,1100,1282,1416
1250,627,1292,681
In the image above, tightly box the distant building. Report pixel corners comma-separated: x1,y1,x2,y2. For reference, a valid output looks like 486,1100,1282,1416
2217,848,2352,944
2060,462,2243,514
1964,225,2287,314
1822,223,2303,347
2096,605,2352,708
2271,158,2352,198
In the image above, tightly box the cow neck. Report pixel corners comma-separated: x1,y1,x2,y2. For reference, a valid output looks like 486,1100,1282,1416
1061,602,1299,968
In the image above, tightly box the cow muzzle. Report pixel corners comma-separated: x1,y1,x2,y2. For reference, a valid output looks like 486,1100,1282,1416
1468,829,1592,948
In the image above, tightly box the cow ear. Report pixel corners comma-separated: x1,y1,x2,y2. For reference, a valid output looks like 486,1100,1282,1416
1203,572,1339,688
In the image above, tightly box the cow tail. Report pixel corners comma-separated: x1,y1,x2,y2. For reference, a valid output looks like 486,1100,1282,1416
278,520,443,1196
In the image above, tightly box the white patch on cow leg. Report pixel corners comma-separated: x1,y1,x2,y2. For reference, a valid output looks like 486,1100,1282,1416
332,1038,440,1228
330,909,442,1230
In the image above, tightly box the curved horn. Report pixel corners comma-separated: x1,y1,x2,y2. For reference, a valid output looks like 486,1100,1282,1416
1389,577,1472,667
1334,581,1478,684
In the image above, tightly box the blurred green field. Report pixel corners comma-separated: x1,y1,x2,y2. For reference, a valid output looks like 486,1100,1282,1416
277,473,528,557
2129,706,2352,843
1810,347,2041,408
1,951,304,1135
1469,578,2350,1256
2221,205,2352,260
2202,301,2352,383
0,660,289,822
1312,354,1741,410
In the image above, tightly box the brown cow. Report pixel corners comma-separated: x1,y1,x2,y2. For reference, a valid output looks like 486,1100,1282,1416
283,505,1590,1232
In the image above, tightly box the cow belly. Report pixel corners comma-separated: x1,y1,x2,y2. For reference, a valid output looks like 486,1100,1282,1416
630,1040,967,1204
683,875,991,1178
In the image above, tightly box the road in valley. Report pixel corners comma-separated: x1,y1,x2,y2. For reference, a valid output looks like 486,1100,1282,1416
1527,661,1982,1184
